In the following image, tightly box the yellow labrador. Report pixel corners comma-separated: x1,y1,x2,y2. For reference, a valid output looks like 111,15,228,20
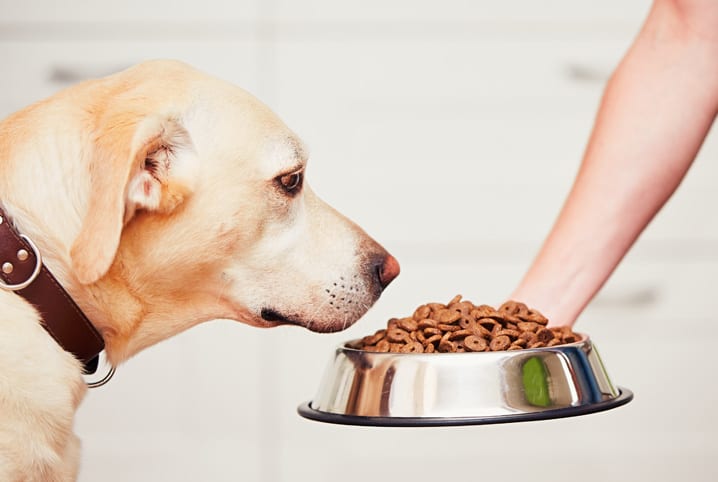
0,60,399,481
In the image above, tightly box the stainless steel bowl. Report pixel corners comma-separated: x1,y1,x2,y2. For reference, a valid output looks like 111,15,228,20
298,334,632,426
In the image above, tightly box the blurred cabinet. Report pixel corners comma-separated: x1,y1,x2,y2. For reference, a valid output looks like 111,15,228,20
75,322,271,482
272,28,718,246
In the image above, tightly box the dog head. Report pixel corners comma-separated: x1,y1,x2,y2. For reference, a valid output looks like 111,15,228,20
32,60,400,359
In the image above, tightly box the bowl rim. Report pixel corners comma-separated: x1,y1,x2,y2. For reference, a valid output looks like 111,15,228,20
298,387,633,427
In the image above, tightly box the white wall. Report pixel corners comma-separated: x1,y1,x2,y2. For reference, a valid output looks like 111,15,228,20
2,1,717,481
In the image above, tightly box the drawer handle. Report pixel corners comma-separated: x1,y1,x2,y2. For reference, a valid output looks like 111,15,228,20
564,62,611,84
48,64,129,84
592,286,659,308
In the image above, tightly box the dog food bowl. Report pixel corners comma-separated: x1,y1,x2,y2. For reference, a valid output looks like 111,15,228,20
298,334,632,426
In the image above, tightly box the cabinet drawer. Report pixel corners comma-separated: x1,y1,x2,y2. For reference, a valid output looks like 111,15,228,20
274,0,652,24
75,322,269,481
3,0,258,23
0,41,261,119
271,28,718,245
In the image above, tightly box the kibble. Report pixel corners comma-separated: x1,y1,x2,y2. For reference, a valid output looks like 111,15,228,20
351,296,580,353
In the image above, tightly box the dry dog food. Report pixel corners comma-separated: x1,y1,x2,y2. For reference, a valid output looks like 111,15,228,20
351,295,579,353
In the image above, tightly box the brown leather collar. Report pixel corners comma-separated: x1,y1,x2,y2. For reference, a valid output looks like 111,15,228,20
0,207,104,374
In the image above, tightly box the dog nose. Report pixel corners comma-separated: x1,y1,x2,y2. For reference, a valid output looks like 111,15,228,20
377,254,400,289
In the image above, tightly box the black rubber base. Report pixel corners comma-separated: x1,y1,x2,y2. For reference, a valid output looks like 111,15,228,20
298,387,633,427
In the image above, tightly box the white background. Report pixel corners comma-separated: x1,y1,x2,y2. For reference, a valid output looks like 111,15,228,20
2,1,717,481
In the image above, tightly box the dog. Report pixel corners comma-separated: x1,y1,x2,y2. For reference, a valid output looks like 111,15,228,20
0,60,399,481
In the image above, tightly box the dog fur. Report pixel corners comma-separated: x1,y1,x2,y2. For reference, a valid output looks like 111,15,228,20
0,60,397,481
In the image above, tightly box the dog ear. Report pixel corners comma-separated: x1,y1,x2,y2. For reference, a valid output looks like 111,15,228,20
71,115,196,284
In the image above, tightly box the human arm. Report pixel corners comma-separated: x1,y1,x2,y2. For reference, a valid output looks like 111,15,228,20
510,0,718,327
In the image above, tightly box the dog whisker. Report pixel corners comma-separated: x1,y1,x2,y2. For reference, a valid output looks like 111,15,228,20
306,294,333,326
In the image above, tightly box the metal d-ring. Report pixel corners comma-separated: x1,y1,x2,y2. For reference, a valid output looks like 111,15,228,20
0,234,42,291
85,351,116,388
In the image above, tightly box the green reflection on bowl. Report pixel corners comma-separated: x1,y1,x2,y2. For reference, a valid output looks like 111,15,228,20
522,356,550,407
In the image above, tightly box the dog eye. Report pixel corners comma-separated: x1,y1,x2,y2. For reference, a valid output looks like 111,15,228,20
277,171,303,194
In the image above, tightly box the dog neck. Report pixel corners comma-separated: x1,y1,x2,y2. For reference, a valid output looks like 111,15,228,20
0,201,228,367
86,251,243,364
0,206,105,372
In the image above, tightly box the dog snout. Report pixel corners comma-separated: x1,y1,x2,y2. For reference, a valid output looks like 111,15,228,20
375,253,400,290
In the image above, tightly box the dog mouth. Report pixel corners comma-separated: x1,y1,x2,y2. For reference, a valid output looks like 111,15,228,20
259,307,353,333
260,307,302,326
